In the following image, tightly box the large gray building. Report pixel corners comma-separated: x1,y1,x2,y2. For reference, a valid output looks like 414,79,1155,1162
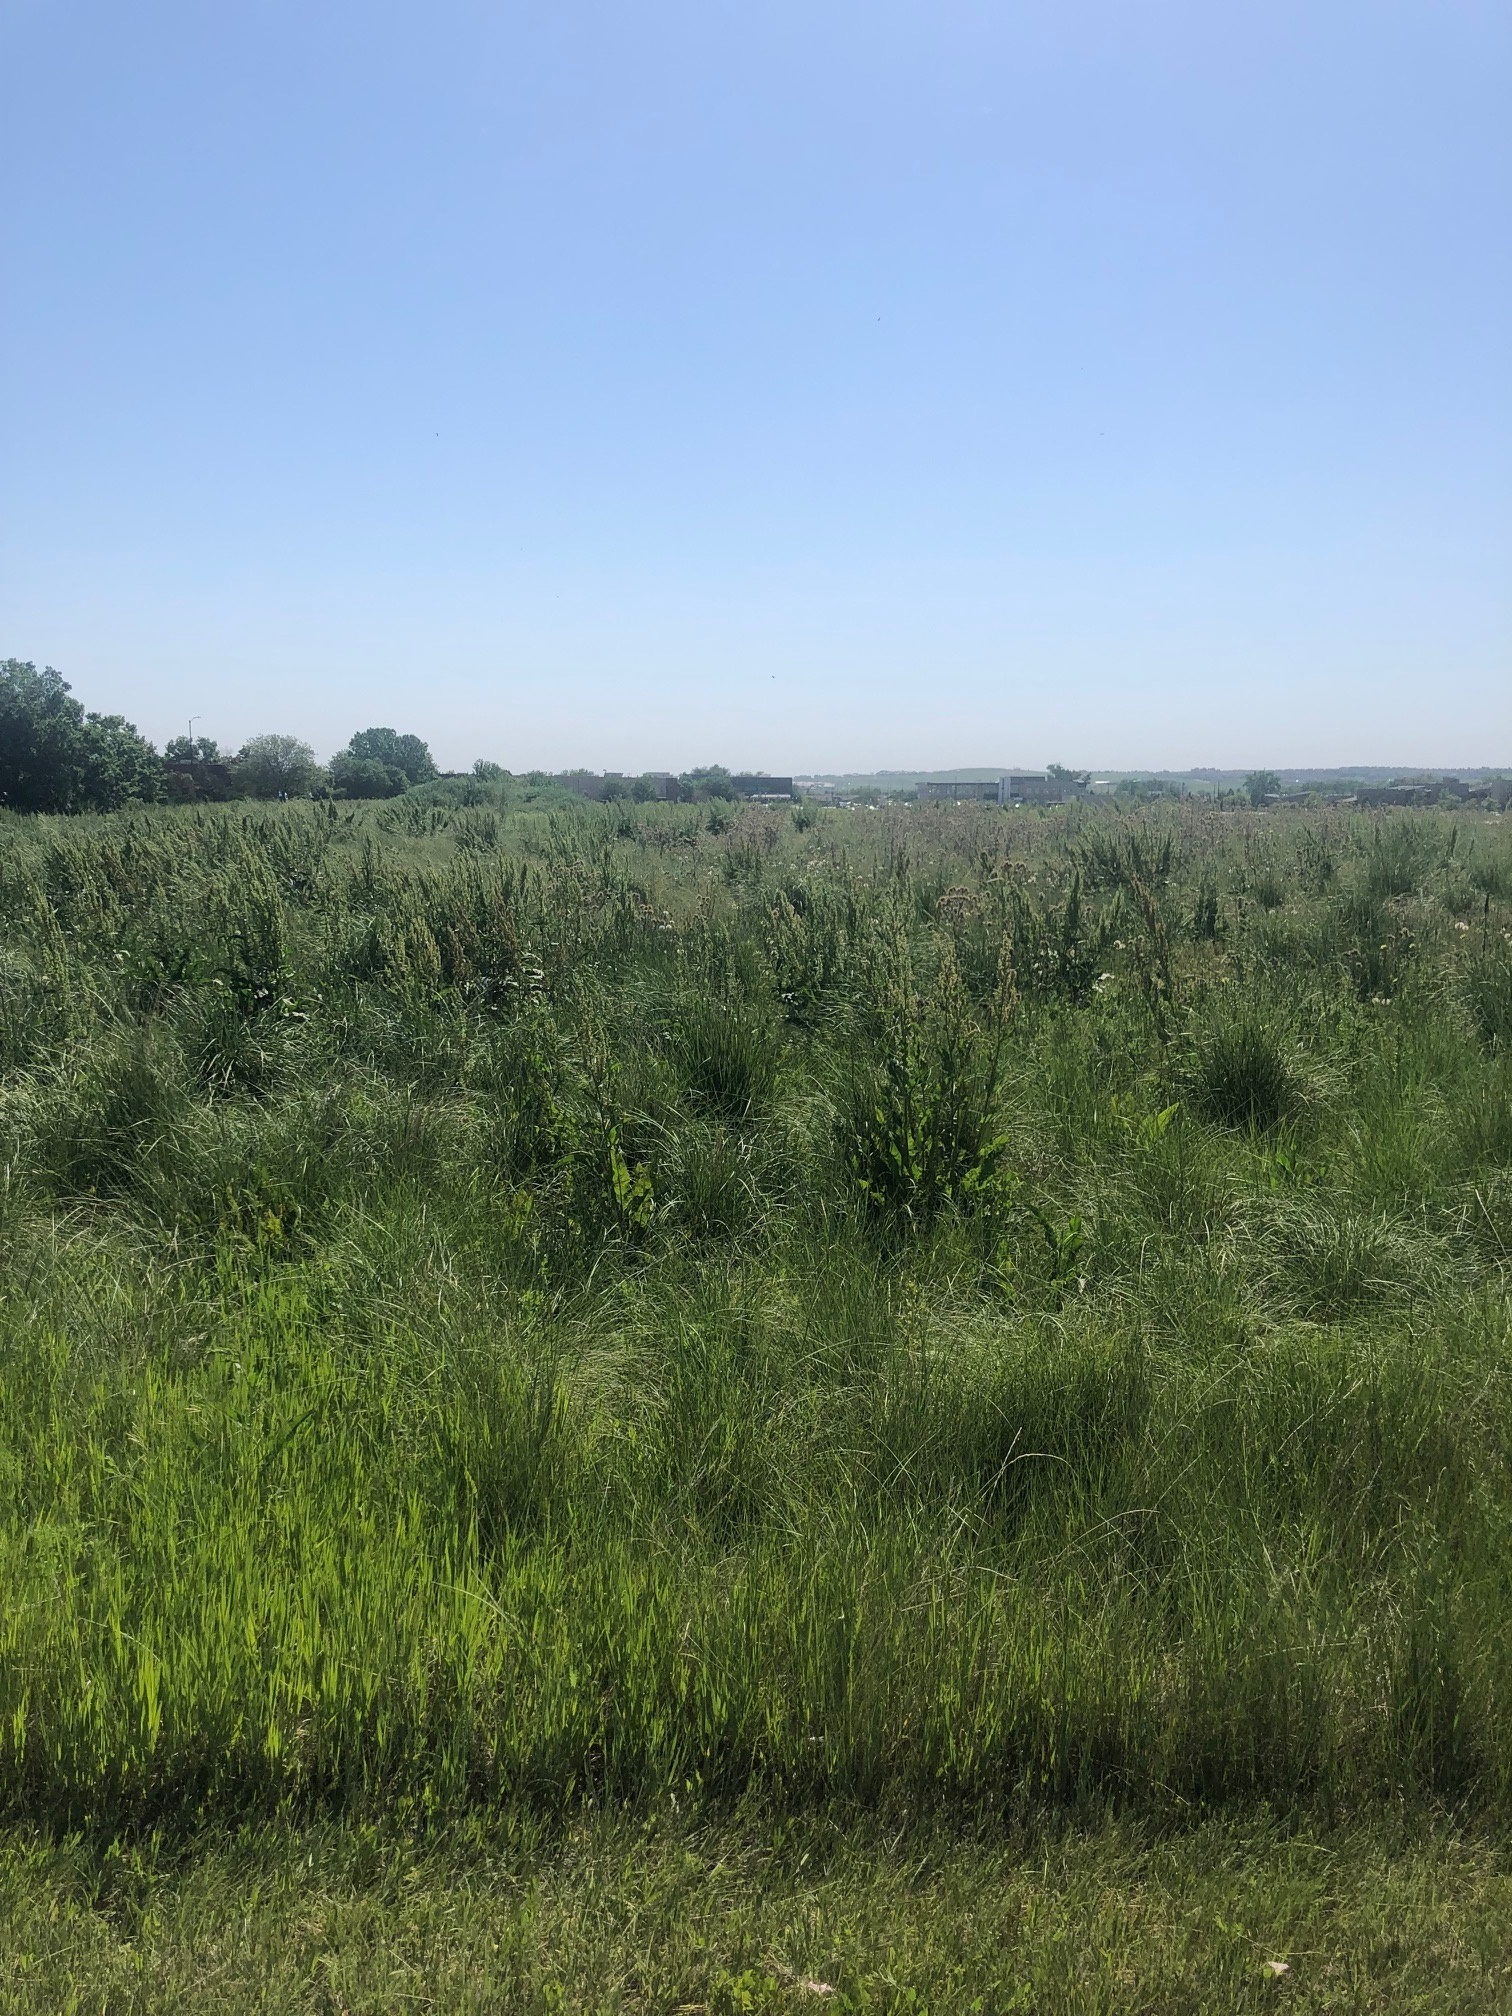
916,778,1001,803
917,773,1088,806
729,775,793,799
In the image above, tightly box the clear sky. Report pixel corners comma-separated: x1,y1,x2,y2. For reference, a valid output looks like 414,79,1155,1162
3,0,1508,773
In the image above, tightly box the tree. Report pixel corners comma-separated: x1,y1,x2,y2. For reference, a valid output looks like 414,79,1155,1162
164,734,220,762
79,714,169,809
235,734,319,798
1047,763,1091,789
0,659,163,812
472,759,506,782
1245,770,1282,808
679,765,734,800
1,660,88,810
343,727,436,786
328,751,407,799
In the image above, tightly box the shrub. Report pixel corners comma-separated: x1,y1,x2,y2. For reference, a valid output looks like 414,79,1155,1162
330,752,408,799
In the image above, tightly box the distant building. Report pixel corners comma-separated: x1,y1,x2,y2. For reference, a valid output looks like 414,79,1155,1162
555,770,680,801
1351,777,1472,808
729,775,793,799
917,773,1090,806
164,758,238,802
1002,774,1074,803
917,779,1000,803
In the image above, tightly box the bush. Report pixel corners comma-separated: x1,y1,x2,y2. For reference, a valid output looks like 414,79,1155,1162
330,752,408,800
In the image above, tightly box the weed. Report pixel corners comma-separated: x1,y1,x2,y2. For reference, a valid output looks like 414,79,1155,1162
845,931,1009,1232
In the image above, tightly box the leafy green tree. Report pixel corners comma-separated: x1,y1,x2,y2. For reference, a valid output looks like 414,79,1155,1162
164,734,220,762
0,659,163,812
329,751,408,799
680,765,734,800
1047,763,1091,789
1,660,87,810
343,727,436,786
235,734,319,798
472,759,506,781
79,714,169,808
1245,770,1282,807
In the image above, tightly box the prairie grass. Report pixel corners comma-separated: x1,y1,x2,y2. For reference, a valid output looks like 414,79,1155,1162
0,798,1510,1989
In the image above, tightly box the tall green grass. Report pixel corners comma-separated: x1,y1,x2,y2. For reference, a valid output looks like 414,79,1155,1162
0,798,1508,1832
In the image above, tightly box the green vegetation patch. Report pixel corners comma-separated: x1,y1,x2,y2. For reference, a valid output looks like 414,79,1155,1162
0,798,1509,1931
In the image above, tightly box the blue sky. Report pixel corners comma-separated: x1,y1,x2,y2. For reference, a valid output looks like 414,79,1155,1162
3,0,1508,772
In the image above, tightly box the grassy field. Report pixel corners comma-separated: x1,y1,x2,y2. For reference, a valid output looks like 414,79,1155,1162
0,792,1509,2008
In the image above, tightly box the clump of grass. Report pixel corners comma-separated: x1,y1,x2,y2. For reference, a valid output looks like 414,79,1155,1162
1337,889,1416,1001
26,1024,192,1196
1362,819,1433,900
1191,1013,1301,1132
656,1119,768,1242
1249,864,1286,910
1260,1200,1453,1318
673,1000,782,1121
1464,944,1512,1051
1190,877,1222,941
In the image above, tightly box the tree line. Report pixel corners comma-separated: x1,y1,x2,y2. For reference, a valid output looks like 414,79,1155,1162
0,661,442,812
1,664,782,815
